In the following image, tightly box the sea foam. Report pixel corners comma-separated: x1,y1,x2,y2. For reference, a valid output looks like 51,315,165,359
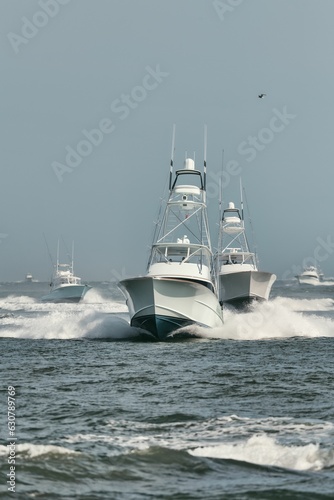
186,297,334,340
2,294,334,341
0,443,80,458
189,434,334,471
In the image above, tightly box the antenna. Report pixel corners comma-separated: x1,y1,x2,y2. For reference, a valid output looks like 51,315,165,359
219,149,224,220
61,235,71,262
239,177,244,221
43,232,54,267
203,124,207,191
243,187,259,266
169,124,176,191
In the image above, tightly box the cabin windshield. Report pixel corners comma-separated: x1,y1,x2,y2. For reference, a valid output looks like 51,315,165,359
221,249,254,265
55,272,81,285
150,244,211,268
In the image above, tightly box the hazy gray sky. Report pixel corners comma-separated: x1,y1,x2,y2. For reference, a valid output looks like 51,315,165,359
1,0,334,282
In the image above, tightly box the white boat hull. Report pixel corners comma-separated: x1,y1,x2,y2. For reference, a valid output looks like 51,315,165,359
219,270,276,309
41,284,91,303
297,276,319,285
119,276,223,340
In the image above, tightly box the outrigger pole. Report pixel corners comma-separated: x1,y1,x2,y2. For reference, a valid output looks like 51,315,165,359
203,124,207,193
219,149,224,221
56,239,60,271
72,241,74,274
43,233,53,265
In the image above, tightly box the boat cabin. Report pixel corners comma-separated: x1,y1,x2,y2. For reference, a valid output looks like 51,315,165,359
147,242,212,281
219,248,256,273
52,264,82,287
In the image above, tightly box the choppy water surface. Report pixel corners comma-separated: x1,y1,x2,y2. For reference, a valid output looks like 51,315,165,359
1,280,334,499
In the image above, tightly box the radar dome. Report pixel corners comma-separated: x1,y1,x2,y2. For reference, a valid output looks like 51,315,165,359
184,158,195,170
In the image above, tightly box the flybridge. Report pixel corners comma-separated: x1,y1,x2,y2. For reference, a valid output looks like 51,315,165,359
222,202,244,235
168,126,207,194
171,159,204,192
169,165,204,212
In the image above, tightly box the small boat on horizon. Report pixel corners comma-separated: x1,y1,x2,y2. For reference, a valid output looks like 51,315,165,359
41,241,91,303
119,127,223,340
296,266,322,285
215,191,276,309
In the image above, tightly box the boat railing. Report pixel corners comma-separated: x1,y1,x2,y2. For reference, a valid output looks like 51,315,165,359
53,275,82,286
219,249,256,266
150,243,212,266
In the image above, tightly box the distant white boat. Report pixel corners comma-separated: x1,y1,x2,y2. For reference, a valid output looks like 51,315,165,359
215,195,276,309
41,242,91,303
296,266,321,285
25,273,33,282
119,127,223,340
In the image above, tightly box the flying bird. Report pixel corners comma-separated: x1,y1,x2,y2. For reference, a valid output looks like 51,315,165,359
258,93,266,98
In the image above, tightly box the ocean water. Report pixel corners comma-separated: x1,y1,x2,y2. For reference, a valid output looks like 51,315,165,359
1,280,334,499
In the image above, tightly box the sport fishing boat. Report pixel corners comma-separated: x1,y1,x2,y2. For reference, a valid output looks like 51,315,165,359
41,242,91,303
119,128,223,340
215,190,276,309
296,266,321,285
